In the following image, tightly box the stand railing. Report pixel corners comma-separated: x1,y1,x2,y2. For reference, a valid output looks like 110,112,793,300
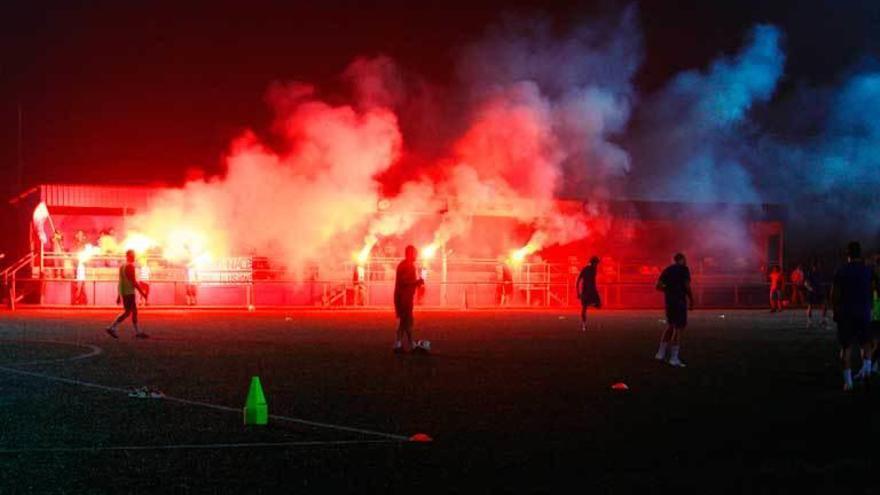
1,252,36,311
16,251,776,310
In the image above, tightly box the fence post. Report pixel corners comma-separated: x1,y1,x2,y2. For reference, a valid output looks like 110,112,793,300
545,264,550,307
441,247,448,307
10,273,16,311
526,265,531,306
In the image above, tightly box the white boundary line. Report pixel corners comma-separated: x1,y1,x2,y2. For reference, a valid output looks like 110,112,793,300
0,339,103,366
0,340,413,443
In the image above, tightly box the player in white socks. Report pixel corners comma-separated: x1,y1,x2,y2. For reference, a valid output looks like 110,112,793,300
655,253,694,367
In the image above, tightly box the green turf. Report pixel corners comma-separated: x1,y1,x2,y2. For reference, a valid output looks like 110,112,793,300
0,309,877,493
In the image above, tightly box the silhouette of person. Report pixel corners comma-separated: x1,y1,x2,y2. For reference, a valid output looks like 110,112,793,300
576,256,601,331
105,250,149,339
393,245,424,353
655,252,694,367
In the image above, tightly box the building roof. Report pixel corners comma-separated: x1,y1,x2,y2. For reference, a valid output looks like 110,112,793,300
10,183,162,211
11,183,785,222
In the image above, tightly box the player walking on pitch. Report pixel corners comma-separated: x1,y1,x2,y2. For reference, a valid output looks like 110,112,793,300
576,256,602,331
831,242,874,390
106,249,149,339
870,253,880,375
393,245,425,353
831,242,875,390
655,253,694,367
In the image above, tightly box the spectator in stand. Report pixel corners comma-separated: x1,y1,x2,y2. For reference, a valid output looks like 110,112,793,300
185,263,198,306
73,230,88,252
496,262,514,306
352,263,365,306
51,230,65,279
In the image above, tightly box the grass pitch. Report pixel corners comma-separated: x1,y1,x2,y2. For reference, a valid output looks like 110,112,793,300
0,308,877,493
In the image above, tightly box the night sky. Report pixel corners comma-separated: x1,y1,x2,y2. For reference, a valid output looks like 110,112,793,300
1,0,878,195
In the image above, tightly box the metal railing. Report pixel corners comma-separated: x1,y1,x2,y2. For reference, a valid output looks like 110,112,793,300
1,252,36,310
11,251,778,310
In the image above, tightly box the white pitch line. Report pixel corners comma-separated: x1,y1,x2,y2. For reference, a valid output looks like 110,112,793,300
161,394,411,441
0,341,412,442
0,439,397,454
0,339,103,366
0,365,133,395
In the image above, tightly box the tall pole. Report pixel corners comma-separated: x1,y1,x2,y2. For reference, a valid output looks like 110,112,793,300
441,245,447,307
17,103,24,193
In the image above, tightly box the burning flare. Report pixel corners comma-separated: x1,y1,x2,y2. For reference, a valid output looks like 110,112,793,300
508,231,547,265
420,243,439,261
354,235,378,265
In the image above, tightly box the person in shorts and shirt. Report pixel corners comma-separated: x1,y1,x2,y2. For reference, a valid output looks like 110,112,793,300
106,249,149,339
655,253,694,367
576,256,601,332
831,242,876,390
769,265,784,312
393,245,425,353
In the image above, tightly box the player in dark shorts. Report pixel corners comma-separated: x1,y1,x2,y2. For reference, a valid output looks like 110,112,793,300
655,253,694,367
106,249,149,339
576,256,601,332
831,242,876,390
804,260,829,328
393,245,425,353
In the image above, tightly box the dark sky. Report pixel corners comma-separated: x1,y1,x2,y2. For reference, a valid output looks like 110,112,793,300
1,0,877,196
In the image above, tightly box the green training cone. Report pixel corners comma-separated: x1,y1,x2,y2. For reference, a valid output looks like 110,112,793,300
243,376,268,426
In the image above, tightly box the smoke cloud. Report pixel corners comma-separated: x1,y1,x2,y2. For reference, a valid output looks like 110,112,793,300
128,5,878,272
131,83,402,274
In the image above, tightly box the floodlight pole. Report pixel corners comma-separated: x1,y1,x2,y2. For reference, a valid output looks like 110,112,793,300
441,245,447,306
17,103,23,193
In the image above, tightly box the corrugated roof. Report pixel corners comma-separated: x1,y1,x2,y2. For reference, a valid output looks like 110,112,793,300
38,184,162,210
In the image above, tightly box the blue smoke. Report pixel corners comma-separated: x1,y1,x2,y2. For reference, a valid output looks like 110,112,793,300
770,71,880,247
402,9,879,254
673,24,784,128
628,24,785,204
626,22,878,253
